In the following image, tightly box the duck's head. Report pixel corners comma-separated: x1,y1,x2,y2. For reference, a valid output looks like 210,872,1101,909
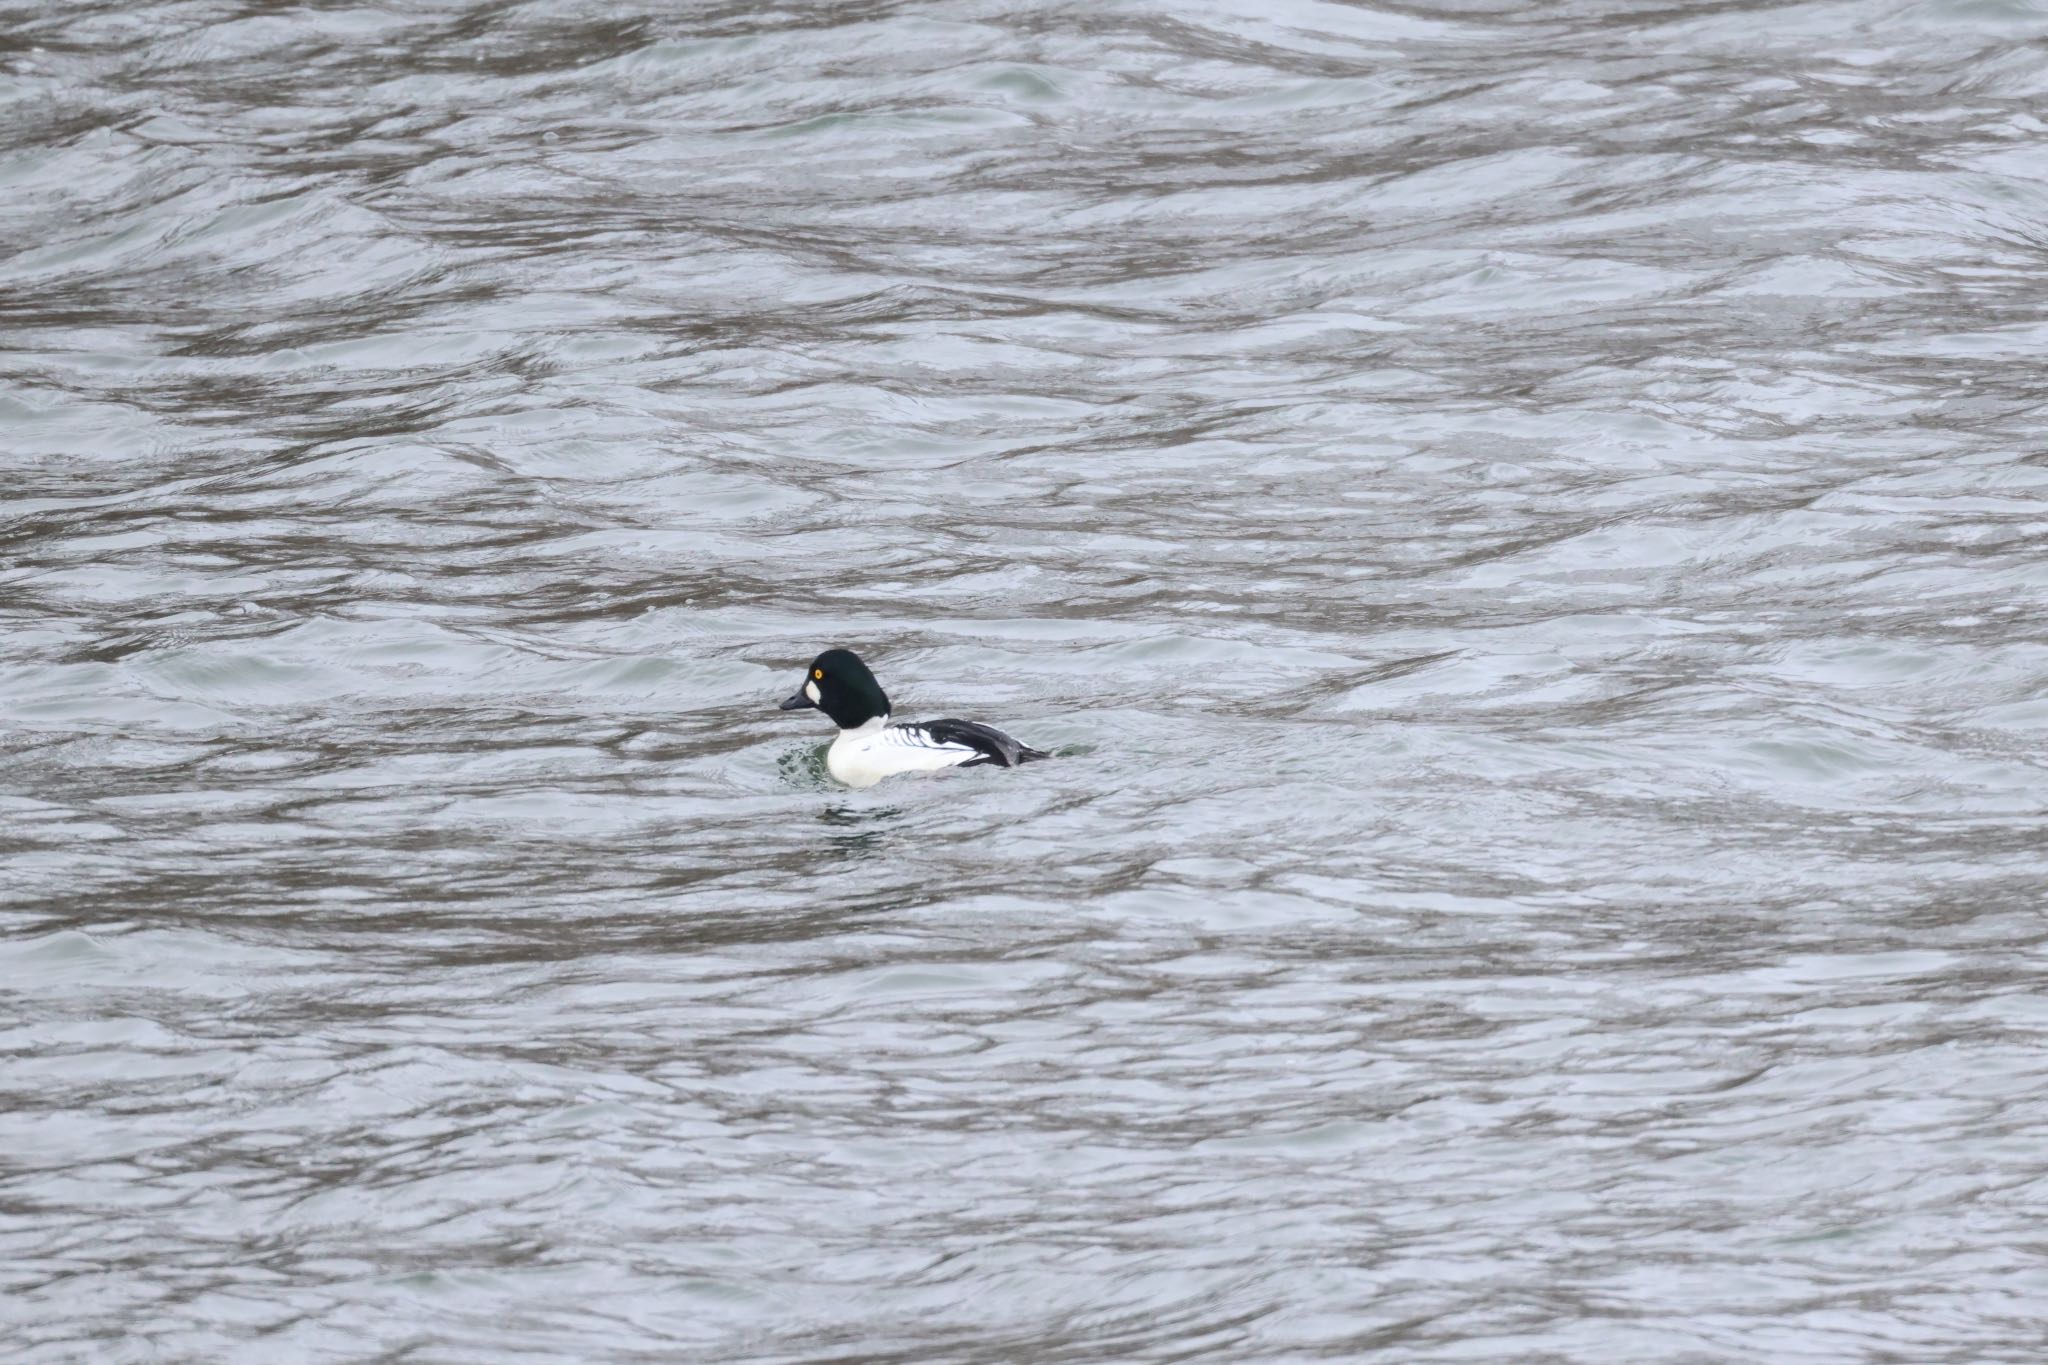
778,648,891,730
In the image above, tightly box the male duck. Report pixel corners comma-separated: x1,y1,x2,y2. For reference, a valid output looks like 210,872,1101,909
778,648,1048,788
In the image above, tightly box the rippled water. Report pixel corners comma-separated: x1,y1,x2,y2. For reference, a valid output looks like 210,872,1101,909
7,0,2048,1358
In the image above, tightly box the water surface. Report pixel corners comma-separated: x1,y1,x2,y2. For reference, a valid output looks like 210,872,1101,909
5,0,2048,1359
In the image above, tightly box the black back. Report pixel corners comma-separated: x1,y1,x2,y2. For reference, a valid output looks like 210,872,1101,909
918,718,1051,769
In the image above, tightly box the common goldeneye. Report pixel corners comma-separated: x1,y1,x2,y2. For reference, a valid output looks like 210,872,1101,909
777,648,1049,789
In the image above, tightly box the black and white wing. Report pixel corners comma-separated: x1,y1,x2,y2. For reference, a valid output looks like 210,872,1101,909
908,718,1050,769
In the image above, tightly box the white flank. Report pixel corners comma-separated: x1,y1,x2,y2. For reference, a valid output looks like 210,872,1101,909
826,718,983,788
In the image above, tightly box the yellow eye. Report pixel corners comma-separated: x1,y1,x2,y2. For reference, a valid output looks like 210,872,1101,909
813,668,823,680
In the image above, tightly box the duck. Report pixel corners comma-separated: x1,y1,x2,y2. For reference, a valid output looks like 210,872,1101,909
777,648,1049,789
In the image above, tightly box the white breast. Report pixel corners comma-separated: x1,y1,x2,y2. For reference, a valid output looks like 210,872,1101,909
826,721,982,788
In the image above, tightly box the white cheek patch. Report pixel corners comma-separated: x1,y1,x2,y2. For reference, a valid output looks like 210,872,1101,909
805,680,821,704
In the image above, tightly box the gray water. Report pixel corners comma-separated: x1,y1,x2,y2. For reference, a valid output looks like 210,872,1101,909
5,0,2048,1359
